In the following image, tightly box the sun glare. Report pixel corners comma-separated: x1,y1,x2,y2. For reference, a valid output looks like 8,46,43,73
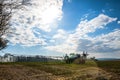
41,6,60,24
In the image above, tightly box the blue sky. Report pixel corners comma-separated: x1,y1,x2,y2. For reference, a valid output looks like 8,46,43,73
1,0,120,58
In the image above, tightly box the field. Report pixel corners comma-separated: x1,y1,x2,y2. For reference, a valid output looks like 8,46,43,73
0,60,120,80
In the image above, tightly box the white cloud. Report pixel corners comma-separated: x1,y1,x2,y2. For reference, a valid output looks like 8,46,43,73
15,0,63,32
45,44,77,54
5,0,63,46
73,29,120,58
45,29,77,53
92,29,120,51
66,14,117,52
45,14,118,56
53,29,67,39
117,21,120,24
49,39,55,43
6,26,47,46
76,14,117,36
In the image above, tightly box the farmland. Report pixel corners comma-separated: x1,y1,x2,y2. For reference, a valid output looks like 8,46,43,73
0,60,120,80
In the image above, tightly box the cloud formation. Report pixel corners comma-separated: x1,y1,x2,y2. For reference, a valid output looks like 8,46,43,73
76,14,117,36
77,29,120,52
45,14,119,57
5,0,63,46
4,0,120,58
118,21,120,24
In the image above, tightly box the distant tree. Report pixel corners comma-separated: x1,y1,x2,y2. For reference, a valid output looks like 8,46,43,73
81,51,89,64
91,56,98,61
64,54,69,63
64,53,81,64
0,0,30,50
82,51,89,59
76,54,81,58
69,53,76,58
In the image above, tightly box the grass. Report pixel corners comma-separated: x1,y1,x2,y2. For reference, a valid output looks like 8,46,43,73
0,60,120,80
96,60,120,69
96,60,120,79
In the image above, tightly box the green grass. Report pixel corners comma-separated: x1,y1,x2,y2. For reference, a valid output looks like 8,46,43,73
0,61,72,76
0,60,97,76
96,60,120,69
96,60,120,76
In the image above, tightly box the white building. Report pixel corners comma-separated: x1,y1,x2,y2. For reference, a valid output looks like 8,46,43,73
0,53,16,62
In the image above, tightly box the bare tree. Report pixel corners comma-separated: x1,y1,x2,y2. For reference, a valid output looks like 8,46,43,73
0,38,8,50
0,0,31,50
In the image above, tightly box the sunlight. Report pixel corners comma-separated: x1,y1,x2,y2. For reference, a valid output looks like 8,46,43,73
41,6,60,24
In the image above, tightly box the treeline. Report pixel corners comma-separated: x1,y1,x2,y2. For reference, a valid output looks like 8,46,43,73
64,51,88,64
16,56,56,62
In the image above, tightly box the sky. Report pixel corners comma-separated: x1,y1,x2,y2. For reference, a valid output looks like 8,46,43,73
1,0,120,58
